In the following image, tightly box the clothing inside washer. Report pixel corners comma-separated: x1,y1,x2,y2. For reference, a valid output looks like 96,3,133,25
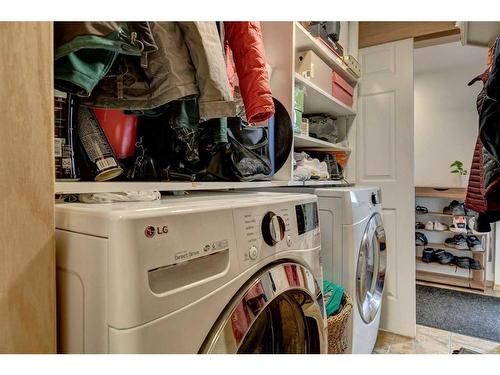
237,291,320,354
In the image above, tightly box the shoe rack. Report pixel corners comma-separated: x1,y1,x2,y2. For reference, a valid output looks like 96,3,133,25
414,187,488,291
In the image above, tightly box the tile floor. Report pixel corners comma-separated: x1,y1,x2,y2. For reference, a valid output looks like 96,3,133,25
373,325,500,354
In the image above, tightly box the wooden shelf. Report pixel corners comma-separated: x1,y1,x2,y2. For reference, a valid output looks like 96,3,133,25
415,186,466,200
417,229,487,237
294,73,355,117
415,256,485,291
417,242,486,255
415,211,473,218
416,256,472,277
293,133,351,152
416,269,485,291
294,22,359,85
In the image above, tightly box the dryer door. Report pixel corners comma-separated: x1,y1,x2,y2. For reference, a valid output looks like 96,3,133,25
199,262,326,354
355,213,386,324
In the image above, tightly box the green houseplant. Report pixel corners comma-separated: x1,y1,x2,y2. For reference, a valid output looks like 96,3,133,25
450,160,468,187
450,160,467,175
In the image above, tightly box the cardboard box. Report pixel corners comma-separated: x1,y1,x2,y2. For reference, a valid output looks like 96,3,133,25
343,55,361,77
332,72,354,107
296,50,333,94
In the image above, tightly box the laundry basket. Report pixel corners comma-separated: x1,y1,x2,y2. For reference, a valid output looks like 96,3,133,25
327,292,353,354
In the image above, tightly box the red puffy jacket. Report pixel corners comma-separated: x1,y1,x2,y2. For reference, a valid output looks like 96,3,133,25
224,22,275,124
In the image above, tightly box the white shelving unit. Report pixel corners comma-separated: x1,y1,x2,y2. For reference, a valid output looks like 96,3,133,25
55,179,349,194
293,133,350,152
294,22,358,85
294,73,355,117
290,22,358,186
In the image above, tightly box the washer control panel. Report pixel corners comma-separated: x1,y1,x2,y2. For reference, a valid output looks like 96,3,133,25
234,198,320,269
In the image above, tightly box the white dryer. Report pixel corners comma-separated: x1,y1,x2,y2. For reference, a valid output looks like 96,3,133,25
255,186,386,354
55,191,327,353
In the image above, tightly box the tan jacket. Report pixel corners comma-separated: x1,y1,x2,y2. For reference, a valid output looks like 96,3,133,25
55,22,236,119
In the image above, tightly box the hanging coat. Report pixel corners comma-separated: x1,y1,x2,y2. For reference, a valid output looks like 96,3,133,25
465,68,500,231
479,37,500,162
224,22,275,124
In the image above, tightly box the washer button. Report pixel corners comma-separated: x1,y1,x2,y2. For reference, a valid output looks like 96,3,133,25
249,246,259,260
286,235,292,247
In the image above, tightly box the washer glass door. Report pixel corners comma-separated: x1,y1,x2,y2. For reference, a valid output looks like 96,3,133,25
199,263,326,354
355,213,386,324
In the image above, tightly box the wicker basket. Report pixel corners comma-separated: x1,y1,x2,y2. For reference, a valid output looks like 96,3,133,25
326,292,353,354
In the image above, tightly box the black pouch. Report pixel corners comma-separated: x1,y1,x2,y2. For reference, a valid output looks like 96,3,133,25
226,117,273,181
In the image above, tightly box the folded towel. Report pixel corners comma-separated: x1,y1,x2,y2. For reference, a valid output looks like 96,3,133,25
323,280,345,317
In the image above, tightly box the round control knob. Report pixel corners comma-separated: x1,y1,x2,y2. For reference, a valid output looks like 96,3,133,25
261,211,286,246
249,246,259,260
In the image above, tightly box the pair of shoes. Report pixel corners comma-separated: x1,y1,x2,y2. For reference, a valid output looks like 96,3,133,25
467,235,483,251
416,205,428,214
416,221,426,229
445,234,469,250
452,256,481,270
425,221,448,231
435,250,455,264
445,235,483,251
450,216,468,233
422,248,434,263
422,248,455,265
443,200,468,215
415,232,428,246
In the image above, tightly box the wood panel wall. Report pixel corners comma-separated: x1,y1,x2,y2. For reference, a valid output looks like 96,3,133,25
0,22,55,353
359,22,459,48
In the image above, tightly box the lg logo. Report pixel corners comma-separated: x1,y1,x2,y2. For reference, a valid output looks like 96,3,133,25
144,225,169,238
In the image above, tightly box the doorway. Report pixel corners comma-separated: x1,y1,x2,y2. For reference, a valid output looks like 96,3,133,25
413,39,500,344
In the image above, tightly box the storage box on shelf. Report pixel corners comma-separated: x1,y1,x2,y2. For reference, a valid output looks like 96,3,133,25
414,186,489,291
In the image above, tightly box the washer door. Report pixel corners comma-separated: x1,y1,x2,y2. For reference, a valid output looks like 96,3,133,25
199,262,326,354
355,213,387,324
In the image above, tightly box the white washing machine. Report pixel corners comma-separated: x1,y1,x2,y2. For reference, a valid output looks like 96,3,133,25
255,186,386,354
55,191,327,353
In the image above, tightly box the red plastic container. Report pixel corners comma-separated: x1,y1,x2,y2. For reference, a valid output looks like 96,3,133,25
332,72,354,107
92,108,138,159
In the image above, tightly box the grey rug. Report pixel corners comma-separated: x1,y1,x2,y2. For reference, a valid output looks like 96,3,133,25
416,284,500,343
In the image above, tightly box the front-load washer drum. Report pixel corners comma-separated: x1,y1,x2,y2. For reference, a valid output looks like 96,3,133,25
355,213,386,324
199,262,326,354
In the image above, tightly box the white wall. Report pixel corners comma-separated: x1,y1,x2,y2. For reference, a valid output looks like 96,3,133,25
414,42,487,188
